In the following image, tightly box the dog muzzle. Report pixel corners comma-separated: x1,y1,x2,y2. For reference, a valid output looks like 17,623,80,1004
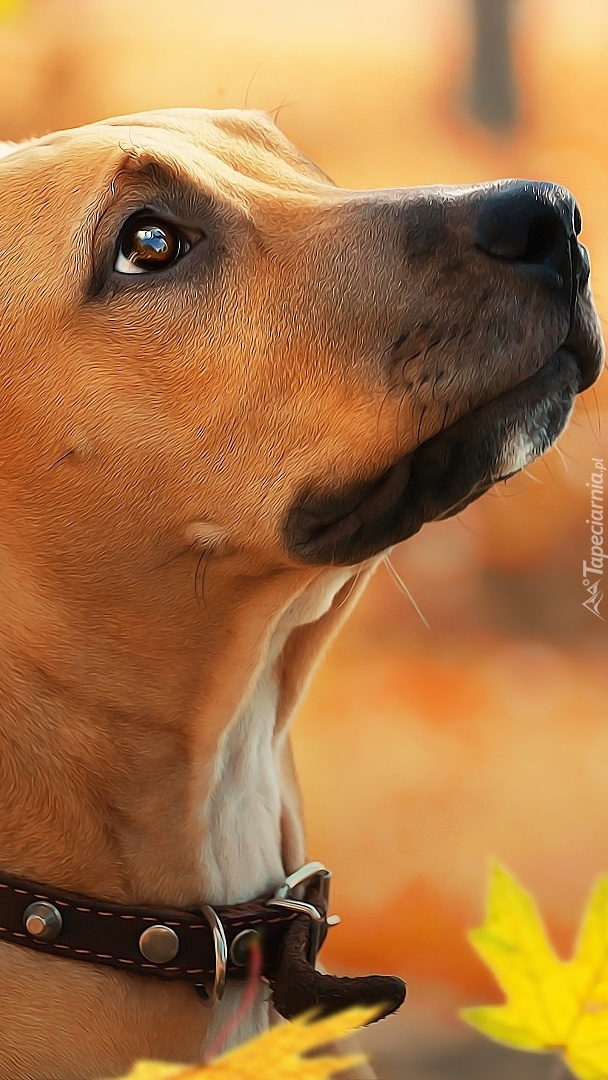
0,861,406,1024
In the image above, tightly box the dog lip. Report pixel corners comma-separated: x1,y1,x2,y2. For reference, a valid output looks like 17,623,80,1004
286,344,595,566
295,456,412,541
565,315,604,392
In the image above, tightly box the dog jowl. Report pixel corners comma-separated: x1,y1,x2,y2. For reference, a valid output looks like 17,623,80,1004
282,181,604,564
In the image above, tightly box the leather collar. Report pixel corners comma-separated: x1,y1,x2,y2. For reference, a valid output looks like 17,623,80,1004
0,862,406,1024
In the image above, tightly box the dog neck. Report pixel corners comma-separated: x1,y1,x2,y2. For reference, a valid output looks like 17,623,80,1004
0,545,365,909
196,564,360,906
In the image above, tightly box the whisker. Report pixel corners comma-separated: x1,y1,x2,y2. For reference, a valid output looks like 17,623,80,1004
336,568,364,610
539,455,559,483
194,550,210,610
383,555,431,630
488,482,520,498
590,385,603,440
552,440,570,475
271,97,300,124
146,543,196,573
520,465,544,484
50,449,76,468
243,48,277,109
579,390,602,445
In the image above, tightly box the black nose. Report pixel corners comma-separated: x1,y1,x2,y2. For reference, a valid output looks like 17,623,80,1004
475,180,583,292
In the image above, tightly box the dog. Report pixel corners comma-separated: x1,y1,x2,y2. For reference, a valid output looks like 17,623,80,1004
0,108,602,1079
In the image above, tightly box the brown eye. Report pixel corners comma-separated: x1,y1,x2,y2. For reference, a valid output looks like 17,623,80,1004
114,216,192,275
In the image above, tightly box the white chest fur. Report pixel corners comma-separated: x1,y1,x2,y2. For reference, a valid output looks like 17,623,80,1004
199,567,355,1053
202,662,285,906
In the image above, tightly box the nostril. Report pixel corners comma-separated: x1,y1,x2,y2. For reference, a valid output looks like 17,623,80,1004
474,181,576,292
520,212,565,267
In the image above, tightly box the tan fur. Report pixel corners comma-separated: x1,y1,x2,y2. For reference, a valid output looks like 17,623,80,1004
0,108,600,1078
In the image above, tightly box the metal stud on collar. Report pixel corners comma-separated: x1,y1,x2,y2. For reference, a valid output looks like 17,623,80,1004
229,927,262,968
23,901,63,942
139,924,180,964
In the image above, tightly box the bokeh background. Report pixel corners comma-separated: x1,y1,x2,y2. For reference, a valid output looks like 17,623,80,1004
1,1,606,1075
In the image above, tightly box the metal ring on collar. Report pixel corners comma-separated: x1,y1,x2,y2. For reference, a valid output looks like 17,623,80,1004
196,903,228,1008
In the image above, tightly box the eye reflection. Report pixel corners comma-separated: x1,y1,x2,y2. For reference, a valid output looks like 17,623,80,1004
114,217,191,275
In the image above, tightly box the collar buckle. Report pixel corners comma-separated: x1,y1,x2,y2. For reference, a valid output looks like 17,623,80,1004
266,861,340,966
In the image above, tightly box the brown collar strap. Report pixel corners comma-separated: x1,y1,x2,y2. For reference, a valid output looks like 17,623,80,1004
0,862,406,1025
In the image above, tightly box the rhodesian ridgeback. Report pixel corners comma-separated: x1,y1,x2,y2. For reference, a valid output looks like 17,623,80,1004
0,108,602,1079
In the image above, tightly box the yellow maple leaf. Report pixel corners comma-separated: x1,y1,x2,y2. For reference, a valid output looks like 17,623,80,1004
113,1004,379,1080
461,861,608,1080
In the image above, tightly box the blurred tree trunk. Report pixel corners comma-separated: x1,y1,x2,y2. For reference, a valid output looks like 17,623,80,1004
466,0,518,132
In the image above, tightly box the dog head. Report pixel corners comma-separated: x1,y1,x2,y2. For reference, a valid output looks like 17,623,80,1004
0,108,602,582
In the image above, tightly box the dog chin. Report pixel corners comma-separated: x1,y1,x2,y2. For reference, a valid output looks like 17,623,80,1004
285,347,589,566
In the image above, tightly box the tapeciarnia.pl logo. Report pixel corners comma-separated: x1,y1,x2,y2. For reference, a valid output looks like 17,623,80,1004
582,457,605,620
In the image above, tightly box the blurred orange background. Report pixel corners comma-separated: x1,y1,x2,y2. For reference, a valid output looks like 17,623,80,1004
1,0,606,1072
